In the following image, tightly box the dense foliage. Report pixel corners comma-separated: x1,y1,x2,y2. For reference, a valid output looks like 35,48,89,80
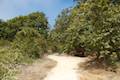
51,0,120,65
0,12,48,80
0,12,48,41
1,0,120,79
13,27,47,58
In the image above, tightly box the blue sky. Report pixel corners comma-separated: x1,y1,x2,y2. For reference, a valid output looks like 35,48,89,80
0,0,74,27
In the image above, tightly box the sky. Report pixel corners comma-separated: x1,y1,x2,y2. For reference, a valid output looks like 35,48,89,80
0,0,74,27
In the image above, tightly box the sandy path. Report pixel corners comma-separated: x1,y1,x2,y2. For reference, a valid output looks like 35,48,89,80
16,58,56,80
44,55,86,80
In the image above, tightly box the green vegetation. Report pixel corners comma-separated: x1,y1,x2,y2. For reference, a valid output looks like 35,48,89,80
1,0,120,79
50,0,120,66
13,27,47,58
0,12,48,41
0,12,48,80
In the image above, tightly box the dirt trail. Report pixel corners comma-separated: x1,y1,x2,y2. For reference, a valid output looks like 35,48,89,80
44,55,87,80
16,55,120,80
16,58,56,80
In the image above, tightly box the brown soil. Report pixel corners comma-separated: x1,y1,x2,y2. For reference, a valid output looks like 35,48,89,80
78,59,120,80
16,58,56,80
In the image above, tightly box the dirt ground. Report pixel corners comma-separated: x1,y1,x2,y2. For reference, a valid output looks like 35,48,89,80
16,58,56,80
44,55,87,80
78,61,120,80
15,55,120,80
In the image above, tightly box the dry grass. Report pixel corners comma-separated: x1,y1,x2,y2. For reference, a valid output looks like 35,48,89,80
79,69,120,80
78,59,120,80
16,57,57,80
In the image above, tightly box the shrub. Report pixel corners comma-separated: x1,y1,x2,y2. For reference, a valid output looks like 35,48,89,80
0,47,22,80
12,27,47,59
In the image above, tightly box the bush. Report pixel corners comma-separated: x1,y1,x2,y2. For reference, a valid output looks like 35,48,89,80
0,39,11,47
0,27,48,80
52,0,120,66
12,27,47,59
0,47,22,80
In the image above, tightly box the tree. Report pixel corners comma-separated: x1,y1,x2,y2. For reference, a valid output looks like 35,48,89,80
0,12,48,41
84,0,120,62
12,27,47,58
49,8,72,52
53,0,120,63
